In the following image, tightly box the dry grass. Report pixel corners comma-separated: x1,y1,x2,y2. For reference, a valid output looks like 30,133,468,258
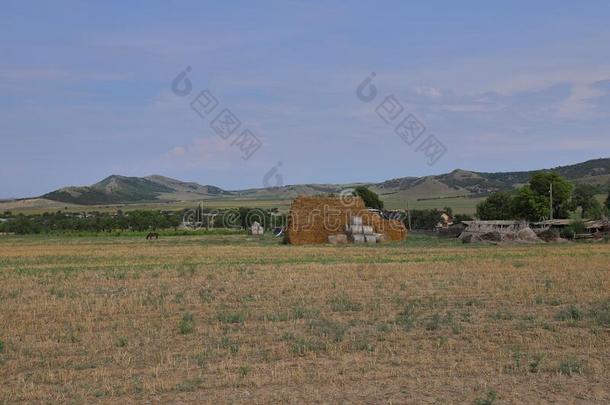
0,235,609,403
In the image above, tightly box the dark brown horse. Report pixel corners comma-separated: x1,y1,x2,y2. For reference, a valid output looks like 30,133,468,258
146,232,159,240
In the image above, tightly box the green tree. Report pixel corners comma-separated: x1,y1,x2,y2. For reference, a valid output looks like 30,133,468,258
512,186,550,221
529,171,573,219
606,190,610,211
2,215,42,234
476,192,514,220
572,183,603,219
409,209,443,229
353,186,384,210
561,220,586,239
453,214,473,223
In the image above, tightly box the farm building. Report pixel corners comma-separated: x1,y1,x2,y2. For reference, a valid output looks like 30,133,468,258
584,219,609,233
532,219,572,233
284,196,406,245
533,219,609,237
250,221,264,235
435,212,454,230
461,220,529,234
459,220,540,243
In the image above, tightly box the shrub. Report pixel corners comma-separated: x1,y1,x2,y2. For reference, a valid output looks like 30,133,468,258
291,306,320,320
408,209,446,230
238,366,251,378
307,318,348,342
555,306,583,322
557,357,584,376
328,294,362,312
453,214,473,223
425,314,442,331
216,312,246,324
179,312,195,334
475,389,497,405
175,377,203,392
218,336,240,355
589,300,610,326
529,353,546,373
560,221,586,239
395,304,417,330
282,333,325,356
198,288,214,303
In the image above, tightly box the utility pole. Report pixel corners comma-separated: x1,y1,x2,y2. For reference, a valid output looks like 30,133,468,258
549,182,553,221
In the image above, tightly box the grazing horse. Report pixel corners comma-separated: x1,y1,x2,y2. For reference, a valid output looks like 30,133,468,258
146,232,159,240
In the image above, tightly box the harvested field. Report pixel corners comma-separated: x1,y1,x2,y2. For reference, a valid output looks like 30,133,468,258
0,234,609,403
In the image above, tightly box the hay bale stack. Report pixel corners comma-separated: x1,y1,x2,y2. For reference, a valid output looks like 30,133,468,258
328,234,348,244
284,196,406,245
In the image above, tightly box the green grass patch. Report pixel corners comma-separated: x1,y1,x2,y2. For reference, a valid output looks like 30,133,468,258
555,306,583,322
216,311,246,324
557,357,585,376
328,294,362,312
179,312,195,334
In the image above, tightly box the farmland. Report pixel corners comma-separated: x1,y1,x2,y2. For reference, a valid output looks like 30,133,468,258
0,234,609,403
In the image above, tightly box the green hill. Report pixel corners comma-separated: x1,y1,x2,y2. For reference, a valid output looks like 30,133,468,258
35,158,610,208
43,175,232,205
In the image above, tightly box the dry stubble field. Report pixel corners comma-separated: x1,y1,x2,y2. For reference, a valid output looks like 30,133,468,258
0,234,609,404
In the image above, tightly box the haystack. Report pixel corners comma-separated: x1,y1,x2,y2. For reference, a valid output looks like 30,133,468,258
284,196,406,245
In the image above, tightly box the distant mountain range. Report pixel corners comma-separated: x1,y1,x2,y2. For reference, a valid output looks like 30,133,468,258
31,158,610,207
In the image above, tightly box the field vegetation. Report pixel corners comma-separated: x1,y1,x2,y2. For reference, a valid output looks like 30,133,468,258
0,234,609,403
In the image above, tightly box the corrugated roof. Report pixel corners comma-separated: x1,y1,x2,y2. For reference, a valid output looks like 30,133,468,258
584,220,607,229
462,220,523,226
533,219,572,226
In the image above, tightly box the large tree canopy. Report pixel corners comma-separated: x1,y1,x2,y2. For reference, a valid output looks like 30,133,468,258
511,186,550,221
529,172,573,219
476,192,514,220
475,171,574,221
353,186,384,210
572,183,603,219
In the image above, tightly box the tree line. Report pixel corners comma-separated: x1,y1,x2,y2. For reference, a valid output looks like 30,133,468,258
0,210,183,234
3,177,606,235
0,208,286,235
476,172,610,221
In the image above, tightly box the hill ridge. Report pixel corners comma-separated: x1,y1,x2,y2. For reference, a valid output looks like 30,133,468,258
38,157,610,206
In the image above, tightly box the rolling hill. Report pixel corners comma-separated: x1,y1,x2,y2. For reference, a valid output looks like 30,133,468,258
4,157,608,212
376,158,610,195
42,175,234,205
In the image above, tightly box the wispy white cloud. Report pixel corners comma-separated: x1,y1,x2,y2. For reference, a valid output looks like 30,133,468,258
0,68,72,80
0,67,130,82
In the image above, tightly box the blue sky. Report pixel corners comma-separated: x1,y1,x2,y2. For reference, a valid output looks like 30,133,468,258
2,1,610,198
